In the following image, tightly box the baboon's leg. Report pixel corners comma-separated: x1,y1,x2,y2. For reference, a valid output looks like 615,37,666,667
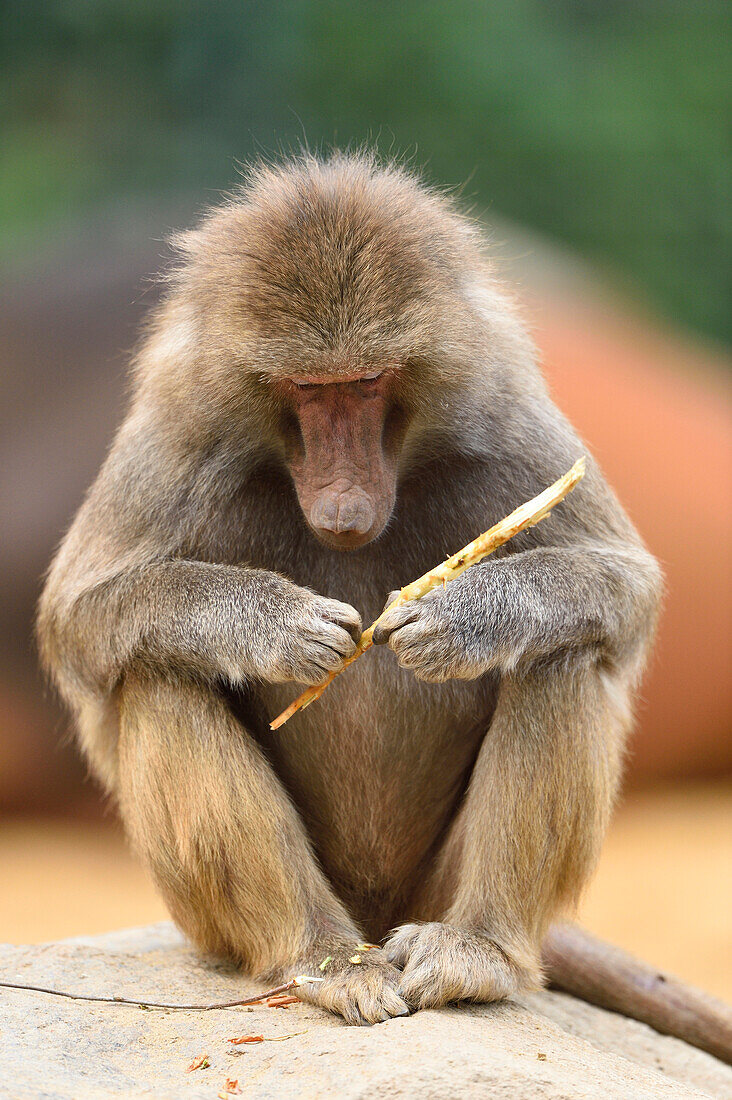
386,659,626,1008
117,671,409,1024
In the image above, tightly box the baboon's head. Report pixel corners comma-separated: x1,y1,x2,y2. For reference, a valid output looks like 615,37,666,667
153,154,507,549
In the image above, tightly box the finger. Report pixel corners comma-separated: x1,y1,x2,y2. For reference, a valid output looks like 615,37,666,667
321,600,363,642
292,659,337,686
309,642,351,672
315,619,359,657
386,622,429,657
380,590,401,615
298,634,348,672
372,603,421,645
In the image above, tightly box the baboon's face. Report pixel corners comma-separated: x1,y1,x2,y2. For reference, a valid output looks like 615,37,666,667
277,366,406,550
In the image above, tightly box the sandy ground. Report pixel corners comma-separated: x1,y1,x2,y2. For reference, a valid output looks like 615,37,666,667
1,781,730,1000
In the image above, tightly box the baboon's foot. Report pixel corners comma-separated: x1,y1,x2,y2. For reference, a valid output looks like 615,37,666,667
384,922,532,1010
295,945,410,1026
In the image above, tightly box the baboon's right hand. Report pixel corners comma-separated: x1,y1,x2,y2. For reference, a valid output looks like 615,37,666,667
250,578,362,686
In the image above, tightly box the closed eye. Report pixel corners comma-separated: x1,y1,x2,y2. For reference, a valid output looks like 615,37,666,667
289,369,387,390
354,372,387,392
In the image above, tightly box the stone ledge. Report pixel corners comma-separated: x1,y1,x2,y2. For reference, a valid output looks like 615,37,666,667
0,923,730,1099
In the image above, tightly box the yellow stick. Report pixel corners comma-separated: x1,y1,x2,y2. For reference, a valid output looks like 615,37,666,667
269,456,586,730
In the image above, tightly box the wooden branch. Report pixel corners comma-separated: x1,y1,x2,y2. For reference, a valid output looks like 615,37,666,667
544,922,732,1065
270,456,586,730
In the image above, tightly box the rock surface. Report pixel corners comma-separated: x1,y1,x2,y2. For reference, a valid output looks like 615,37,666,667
0,923,730,1099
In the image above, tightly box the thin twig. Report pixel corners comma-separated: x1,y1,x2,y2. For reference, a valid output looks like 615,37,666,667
0,975,323,1011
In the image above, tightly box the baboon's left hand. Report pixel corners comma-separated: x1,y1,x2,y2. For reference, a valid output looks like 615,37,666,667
373,575,501,682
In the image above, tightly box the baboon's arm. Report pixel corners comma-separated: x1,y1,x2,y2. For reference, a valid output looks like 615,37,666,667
40,557,360,699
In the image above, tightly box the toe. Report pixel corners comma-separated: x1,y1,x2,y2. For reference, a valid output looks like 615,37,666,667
338,995,364,1027
353,973,410,1024
398,959,453,1010
383,922,424,967
377,983,411,1020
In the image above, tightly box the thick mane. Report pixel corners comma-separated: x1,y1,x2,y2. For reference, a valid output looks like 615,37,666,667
170,153,486,368
138,152,538,432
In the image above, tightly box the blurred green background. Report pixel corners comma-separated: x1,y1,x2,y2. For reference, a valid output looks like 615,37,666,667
2,0,730,343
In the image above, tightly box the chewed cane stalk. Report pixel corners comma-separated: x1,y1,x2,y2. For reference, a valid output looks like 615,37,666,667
269,457,586,730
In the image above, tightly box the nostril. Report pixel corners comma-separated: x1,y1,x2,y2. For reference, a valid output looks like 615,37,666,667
309,495,338,533
310,488,374,536
336,492,374,535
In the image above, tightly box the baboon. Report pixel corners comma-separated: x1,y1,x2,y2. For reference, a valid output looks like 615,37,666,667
39,153,721,1047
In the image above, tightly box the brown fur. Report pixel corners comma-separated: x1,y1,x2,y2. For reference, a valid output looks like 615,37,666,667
38,153,663,1028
